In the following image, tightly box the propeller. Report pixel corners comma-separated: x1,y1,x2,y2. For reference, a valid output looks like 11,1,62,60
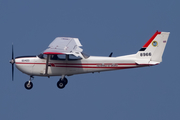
10,44,15,81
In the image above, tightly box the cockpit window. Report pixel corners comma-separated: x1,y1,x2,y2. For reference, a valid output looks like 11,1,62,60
38,53,90,60
37,54,48,59
38,54,66,60
51,54,66,60
68,54,82,60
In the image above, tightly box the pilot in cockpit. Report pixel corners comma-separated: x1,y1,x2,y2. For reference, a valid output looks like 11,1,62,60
51,55,59,60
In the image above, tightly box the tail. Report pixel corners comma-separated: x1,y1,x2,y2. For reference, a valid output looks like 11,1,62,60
136,31,170,65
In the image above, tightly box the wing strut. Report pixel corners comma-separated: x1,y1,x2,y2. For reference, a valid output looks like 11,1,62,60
45,55,50,75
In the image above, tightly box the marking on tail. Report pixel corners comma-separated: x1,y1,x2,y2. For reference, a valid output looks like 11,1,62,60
136,31,170,65
139,31,161,51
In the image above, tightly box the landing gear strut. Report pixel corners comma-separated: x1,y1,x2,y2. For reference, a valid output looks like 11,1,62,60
57,77,68,89
24,76,34,90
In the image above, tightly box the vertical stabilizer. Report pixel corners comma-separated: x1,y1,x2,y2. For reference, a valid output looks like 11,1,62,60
136,31,170,65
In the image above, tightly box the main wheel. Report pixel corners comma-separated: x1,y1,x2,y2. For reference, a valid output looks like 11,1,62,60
61,77,68,85
24,81,33,90
57,80,65,89
57,77,68,89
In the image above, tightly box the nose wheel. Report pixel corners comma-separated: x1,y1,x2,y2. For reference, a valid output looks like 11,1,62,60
57,77,68,89
24,81,33,90
24,76,34,90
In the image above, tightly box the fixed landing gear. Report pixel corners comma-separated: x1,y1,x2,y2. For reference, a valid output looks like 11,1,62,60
57,77,68,89
24,76,34,90
23,76,68,90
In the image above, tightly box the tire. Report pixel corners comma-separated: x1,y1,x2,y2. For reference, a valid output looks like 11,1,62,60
62,77,68,85
57,80,65,89
24,81,33,90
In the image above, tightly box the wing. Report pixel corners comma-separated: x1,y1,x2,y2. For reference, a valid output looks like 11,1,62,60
43,37,83,57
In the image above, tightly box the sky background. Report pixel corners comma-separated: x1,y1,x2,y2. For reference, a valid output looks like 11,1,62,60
0,0,180,119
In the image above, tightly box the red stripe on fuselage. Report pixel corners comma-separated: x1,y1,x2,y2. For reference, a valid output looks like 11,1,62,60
15,62,137,66
15,62,147,69
55,65,137,69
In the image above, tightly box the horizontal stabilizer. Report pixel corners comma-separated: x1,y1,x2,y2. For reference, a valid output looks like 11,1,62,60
135,60,160,65
135,59,149,65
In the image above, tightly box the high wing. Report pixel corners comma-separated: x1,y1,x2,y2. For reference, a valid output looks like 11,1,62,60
43,37,83,57
43,37,83,75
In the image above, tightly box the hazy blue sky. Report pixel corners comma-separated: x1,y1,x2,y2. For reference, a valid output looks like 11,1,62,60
1,0,180,120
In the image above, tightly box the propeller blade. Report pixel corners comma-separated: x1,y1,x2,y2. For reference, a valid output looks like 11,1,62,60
12,63,14,81
12,44,14,60
10,43,15,81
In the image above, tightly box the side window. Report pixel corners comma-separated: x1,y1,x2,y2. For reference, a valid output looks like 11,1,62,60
50,54,82,60
50,54,66,60
57,54,66,60
68,55,82,60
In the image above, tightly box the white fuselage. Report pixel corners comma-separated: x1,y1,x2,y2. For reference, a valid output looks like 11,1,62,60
15,54,146,77
11,31,169,90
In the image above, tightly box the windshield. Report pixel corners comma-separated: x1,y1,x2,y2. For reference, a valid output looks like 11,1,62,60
38,53,44,59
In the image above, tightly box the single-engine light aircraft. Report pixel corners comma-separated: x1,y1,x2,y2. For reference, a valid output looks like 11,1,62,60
10,31,170,90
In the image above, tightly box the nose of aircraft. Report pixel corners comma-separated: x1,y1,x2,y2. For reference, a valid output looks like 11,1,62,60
13,55,37,76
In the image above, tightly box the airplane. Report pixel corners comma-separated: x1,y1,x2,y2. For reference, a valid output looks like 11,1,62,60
9,31,170,90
